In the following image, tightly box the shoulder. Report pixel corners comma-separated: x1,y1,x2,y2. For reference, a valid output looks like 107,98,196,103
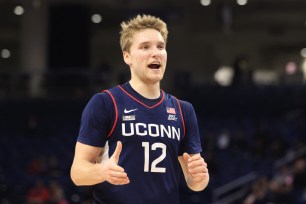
176,99,193,109
164,91,195,115
83,91,115,114
88,92,112,106
166,92,194,111
177,99,196,119
88,84,121,104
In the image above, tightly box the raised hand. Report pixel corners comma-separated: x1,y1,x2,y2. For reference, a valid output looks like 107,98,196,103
101,141,130,185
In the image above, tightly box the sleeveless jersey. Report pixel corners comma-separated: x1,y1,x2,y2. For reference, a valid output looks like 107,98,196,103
77,83,202,204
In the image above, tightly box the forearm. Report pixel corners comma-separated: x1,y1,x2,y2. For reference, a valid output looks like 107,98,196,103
186,173,209,191
71,160,105,186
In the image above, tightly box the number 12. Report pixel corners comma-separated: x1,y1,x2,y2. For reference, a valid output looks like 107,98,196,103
142,142,166,173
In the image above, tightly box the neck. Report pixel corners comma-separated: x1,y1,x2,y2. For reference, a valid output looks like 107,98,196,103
129,80,161,99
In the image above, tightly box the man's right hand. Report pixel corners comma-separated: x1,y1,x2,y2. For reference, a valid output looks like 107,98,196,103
101,141,130,185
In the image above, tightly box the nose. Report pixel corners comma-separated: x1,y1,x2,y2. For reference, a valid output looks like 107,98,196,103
151,47,164,58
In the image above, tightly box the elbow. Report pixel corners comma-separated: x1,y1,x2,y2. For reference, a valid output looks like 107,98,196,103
71,176,81,186
70,168,82,186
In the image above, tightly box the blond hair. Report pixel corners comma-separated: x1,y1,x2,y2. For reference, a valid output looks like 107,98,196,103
120,14,168,52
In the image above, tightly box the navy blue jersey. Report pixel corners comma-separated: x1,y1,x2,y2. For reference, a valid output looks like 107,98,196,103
78,82,202,204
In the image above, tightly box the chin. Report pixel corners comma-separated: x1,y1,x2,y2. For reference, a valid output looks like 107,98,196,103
147,77,163,84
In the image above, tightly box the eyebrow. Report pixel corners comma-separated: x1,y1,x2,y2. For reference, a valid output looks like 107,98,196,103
138,41,165,46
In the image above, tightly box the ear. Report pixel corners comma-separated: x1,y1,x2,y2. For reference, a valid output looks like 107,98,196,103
123,51,131,65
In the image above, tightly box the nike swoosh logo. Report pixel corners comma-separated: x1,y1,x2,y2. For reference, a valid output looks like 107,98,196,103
124,108,138,114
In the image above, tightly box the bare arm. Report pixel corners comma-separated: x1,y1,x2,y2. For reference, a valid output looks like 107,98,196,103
70,141,129,186
178,153,209,191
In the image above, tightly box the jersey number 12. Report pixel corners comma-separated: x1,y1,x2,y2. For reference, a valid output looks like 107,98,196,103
142,142,166,173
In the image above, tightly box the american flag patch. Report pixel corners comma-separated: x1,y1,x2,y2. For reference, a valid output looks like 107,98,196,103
166,107,176,114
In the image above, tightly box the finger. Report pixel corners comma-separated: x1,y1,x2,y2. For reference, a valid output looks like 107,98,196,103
190,172,208,179
189,165,207,174
188,159,207,169
188,154,202,161
110,175,130,181
109,171,128,178
183,153,190,162
109,164,125,173
111,141,122,163
109,177,130,185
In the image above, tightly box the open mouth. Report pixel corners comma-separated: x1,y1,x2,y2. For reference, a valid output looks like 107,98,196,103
148,63,161,69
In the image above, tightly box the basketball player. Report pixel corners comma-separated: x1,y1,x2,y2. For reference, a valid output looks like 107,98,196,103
70,14,209,203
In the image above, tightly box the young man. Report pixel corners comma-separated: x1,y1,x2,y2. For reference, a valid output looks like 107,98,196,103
70,14,209,204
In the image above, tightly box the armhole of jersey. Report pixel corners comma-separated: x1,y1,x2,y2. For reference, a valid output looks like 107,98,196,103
175,98,186,138
103,90,118,138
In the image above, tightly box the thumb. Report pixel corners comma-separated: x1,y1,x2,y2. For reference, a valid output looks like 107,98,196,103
183,152,190,162
111,141,122,164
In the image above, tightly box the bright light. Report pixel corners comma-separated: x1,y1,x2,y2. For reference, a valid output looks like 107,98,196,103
91,14,102,24
1,49,11,59
237,0,248,6
285,61,297,75
14,6,24,15
253,70,277,85
200,0,211,6
214,66,234,86
301,48,306,58
302,59,306,81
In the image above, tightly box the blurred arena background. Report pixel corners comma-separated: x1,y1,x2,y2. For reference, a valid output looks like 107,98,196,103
0,0,306,203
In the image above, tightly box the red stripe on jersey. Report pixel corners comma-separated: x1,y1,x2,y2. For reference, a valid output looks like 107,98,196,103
103,90,118,138
118,85,164,109
175,98,186,138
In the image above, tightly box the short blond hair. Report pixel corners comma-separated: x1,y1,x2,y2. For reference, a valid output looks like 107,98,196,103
120,14,168,52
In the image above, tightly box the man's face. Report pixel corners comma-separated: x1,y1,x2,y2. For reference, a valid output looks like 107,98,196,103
123,28,167,85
